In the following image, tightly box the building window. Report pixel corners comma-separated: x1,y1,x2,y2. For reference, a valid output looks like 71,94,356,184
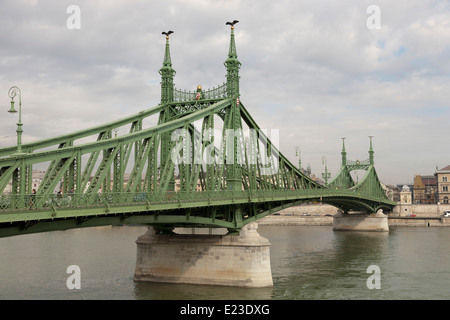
444,186,449,192
444,177,448,182
444,196,449,204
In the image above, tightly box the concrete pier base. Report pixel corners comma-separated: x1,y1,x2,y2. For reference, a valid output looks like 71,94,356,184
134,222,273,287
333,210,389,232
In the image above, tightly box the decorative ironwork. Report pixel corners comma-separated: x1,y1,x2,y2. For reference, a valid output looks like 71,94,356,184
173,83,227,102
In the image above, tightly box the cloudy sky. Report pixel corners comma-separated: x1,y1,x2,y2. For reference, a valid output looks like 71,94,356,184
1,0,449,185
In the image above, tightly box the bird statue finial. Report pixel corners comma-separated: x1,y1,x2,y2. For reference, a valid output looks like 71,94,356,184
226,20,239,29
162,30,174,39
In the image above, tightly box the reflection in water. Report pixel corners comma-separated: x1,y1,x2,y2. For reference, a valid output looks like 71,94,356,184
134,282,273,300
262,226,390,299
261,226,450,300
0,225,448,299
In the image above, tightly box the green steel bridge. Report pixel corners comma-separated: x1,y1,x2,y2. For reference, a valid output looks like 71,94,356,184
0,23,396,238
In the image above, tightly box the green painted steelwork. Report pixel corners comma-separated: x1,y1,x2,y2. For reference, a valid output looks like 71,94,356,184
0,23,396,237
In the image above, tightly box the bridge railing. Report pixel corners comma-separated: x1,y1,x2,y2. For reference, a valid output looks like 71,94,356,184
0,188,393,216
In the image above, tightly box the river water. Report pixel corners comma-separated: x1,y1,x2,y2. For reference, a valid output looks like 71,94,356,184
0,225,449,300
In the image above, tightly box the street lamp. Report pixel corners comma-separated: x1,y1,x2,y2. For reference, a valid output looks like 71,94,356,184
322,156,331,186
7,86,24,155
295,146,301,171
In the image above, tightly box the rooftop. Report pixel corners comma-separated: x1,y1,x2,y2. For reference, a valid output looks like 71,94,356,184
437,165,450,172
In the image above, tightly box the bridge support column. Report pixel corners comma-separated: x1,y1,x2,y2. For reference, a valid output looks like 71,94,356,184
134,222,273,287
333,210,389,232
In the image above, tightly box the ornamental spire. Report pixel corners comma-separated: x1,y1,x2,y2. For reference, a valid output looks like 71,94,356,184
226,20,239,59
224,20,241,98
341,137,347,166
159,31,175,104
161,31,174,69
369,136,374,165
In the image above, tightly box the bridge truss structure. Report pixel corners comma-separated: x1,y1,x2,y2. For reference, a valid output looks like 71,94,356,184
0,23,396,237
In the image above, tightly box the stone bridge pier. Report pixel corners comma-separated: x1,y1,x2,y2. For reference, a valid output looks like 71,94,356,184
332,209,389,232
134,222,273,287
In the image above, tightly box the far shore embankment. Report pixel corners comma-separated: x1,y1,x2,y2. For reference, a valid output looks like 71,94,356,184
258,204,450,227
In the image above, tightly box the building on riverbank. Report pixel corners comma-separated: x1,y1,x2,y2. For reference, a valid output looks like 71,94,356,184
413,174,437,204
405,165,450,205
435,165,450,204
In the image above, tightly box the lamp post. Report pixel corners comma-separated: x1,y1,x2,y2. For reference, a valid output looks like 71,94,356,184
7,86,24,155
322,156,331,186
295,146,301,171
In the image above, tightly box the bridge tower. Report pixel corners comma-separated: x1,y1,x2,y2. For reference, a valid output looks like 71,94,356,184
224,21,243,192
134,22,274,287
159,31,176,191
331,137,390,231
